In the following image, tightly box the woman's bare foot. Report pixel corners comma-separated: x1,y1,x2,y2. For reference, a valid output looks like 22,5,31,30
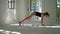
41,23,45,26
19,21,22,26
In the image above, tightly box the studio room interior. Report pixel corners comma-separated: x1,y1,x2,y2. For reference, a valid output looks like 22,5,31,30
0,0,60,34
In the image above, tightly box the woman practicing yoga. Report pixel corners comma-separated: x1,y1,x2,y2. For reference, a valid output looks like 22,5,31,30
19,11,49,26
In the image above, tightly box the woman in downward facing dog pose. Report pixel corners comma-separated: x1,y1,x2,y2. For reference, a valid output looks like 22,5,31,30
19,11,49,26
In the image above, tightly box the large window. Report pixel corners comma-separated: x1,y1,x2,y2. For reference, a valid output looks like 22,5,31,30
27,0,42,21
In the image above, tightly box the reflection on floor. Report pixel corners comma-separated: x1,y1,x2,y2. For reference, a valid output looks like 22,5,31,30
10,23,60,28
0,29,21,34
0,23,60,34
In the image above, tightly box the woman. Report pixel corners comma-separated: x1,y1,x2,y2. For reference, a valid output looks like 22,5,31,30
19,11,49,26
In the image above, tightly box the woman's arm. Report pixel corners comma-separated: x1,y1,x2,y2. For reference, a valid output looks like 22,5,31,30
41,14,45,26
41,17,43,25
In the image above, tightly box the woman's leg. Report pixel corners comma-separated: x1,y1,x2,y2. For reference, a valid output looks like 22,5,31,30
19,12,36,25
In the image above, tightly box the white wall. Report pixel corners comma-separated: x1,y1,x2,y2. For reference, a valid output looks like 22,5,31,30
42,0,57,25
0,0,59,25
16,0,27,22
0,0,8,25
0,0,27,25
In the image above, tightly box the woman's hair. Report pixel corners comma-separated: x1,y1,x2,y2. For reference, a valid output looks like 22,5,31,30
44,12,49,16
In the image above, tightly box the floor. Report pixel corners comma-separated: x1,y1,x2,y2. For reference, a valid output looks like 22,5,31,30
0,23,60,34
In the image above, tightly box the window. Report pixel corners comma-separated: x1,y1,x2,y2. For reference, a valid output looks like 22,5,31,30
8,0,15,9
7,0,16,23
57,0,60,20
27,0,42,21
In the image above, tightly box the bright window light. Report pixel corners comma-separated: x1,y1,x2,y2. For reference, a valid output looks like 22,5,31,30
0,29,4,32
11,32,21,34
5,31,11,34
8,0,15,9
0,29,21,34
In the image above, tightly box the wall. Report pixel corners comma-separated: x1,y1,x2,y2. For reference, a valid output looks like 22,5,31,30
0,0,27,25
16,0,27,22
0,0,8,25
0,0,59,25
42,0,57,25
